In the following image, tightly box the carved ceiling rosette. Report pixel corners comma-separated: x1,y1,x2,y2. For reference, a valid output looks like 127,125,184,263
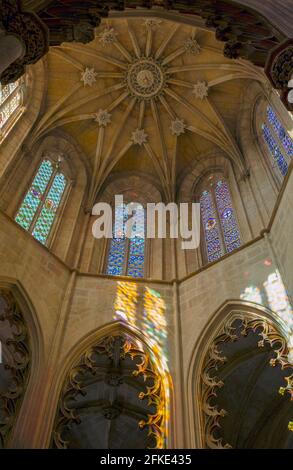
0,290,31,448
200,313,293,449
2,0,288,113
33,17,268,205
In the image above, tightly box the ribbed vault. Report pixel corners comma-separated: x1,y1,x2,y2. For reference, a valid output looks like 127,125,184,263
29,16,267,204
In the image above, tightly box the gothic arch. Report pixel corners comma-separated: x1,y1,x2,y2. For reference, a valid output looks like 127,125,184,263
99,172,163,206
47,321,172,449
178,152,252,270
0,278,44,448
86,174,162,277
0,58,47,178
187,300,293,448
252,88,293,190
179,152,230,204
1,132,89,263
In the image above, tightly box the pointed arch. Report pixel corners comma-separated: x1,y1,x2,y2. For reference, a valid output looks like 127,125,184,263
0,278,44,448
187,300,293,449
49,321,172,449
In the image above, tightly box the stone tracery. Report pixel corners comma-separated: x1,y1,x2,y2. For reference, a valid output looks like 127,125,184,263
200,313,293,449
52,334,169,449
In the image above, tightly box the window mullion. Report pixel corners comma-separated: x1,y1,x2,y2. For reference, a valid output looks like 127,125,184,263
124,238,130,276
267,119,291,166
30,166,57,234
0,85,21,112
212,184,226,255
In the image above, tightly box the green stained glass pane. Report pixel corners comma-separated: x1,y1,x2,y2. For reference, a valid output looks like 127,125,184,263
32,172,67,245
0,80,21,129
15,159,53,231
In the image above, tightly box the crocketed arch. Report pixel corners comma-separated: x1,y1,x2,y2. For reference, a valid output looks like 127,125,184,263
50,322,171,449
0,279,44,448
187,301,293,449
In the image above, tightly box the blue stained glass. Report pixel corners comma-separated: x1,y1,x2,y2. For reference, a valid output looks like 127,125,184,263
15,159,53,231
215,180,241,253
107,238,127,276
267,106,293,157
32,173,67,245
200,190,223,263
262,124,288,177
107,203,145,278
127,237,145,278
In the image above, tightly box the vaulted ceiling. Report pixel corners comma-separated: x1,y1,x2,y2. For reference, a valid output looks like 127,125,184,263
31,15,267,202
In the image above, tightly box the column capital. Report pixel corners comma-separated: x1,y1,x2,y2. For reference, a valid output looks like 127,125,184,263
0,0,49,84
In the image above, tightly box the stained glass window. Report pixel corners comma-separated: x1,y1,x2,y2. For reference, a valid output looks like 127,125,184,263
0,79,23,130
200,177,241,263
215,180,242,253
107,203,145,278
15,158,68,245
200,190,223,263
261,104,293,179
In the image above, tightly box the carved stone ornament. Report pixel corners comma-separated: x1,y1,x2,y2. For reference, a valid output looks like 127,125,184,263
200,313,293,449
97,27,118,47
126,58,166,101
143,18,162,30
184,38,201,55
265,39,293,91
170,118,186,136
80,67,98,87
94,109,112,127
52,334,168,449
131,128,148,146
0,290,31,448
265,39,293,111
0,0,49,85
192,81,209,100
36,1,123,46
1,0,287,86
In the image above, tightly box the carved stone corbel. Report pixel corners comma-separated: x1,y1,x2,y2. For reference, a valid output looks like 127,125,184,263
0,0,49,85
265,39,293,112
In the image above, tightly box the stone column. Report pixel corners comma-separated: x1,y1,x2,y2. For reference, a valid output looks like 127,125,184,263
0,1,48,85
0,32,25,77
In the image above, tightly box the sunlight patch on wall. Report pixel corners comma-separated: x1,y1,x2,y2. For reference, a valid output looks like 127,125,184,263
240,269,293,362
114,281,138,326
113,281,171,447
